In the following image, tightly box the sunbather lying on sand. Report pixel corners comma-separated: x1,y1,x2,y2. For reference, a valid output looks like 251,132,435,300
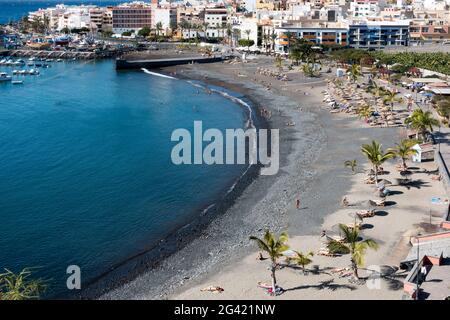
257,282,284,296
201,286,224,293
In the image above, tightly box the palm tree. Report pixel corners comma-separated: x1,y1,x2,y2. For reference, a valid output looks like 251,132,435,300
369,82,387,101
270,33,277,53
357,105,373,121
262,33,269,54
202,22,209,40
327,224,378,278
31,16,44,33
232,28,240,47
284,31,294,52
301,63,316,77
178,20,188,40
250,230,289,295
244,29,251,41
404,109,440,140
43,15,50,34
391,139,418,170
275,55,283,70
383,90,402,111
155,22,163,39
361,140,395,184
0,268,47,300
291,250,314,273
348,64,361,83
344,159,358,174
226,23,232,46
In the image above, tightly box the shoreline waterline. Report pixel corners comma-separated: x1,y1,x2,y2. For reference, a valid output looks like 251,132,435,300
77,71,269,299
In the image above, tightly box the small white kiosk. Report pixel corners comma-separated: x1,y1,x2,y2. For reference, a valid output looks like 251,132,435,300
412,143,435,163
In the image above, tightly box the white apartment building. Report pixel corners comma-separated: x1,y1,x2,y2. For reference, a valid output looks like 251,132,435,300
413,0,450,10
28,5,66,31
204,7,229,28
310,5,343,22
54,6,95,31
153,7,177,34
236,17,259,47
348,0,381,18
242,0,257,12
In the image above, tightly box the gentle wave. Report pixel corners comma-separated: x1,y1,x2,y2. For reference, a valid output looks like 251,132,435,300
141,68,177,80
186,80,255,129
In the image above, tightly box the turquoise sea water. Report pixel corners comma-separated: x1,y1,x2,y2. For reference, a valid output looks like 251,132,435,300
0,0,124,24
0,59,248,296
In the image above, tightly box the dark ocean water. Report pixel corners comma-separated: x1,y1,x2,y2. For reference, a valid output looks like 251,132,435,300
0,0,123,24
0,59,248,297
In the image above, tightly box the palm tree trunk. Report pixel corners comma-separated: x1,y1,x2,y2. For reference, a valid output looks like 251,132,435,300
374,164,379,185
271,262,277,295
351,258,359,279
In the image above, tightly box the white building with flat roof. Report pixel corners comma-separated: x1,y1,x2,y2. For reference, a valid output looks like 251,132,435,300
153,7,177,34
348,1,381,18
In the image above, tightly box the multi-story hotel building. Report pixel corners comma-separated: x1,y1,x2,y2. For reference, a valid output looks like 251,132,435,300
272,21,349,53
348,19,409,49
112,3,152,34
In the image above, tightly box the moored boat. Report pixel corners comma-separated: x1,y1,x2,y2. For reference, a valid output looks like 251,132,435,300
0,72,12,82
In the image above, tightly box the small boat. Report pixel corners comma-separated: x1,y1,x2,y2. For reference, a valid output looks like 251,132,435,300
12,80,23,85
0,72,12,82
35,63,42,67
28,69,39,75
56,58,63,62
12,70,19,75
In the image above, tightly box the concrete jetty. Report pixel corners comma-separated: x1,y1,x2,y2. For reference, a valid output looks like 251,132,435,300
116,55,223,70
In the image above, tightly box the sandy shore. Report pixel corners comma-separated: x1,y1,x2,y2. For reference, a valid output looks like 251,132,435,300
100,56,446,300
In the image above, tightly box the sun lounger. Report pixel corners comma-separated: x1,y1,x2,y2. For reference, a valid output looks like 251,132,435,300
317,248,339,257
356,209,375,218
326,235,345,243
369,199,385,207
346,222,361,229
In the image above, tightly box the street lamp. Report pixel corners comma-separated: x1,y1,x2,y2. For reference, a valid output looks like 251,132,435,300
415,233,421,300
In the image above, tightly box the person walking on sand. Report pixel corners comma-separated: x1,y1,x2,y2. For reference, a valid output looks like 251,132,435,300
296,198,300,209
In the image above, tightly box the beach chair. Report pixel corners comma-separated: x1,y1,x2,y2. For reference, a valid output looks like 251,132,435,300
326,235,346,243
356,209,375,219
365,177,376,184
346,222,361,229
317,248,338,257
369,199,385,207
